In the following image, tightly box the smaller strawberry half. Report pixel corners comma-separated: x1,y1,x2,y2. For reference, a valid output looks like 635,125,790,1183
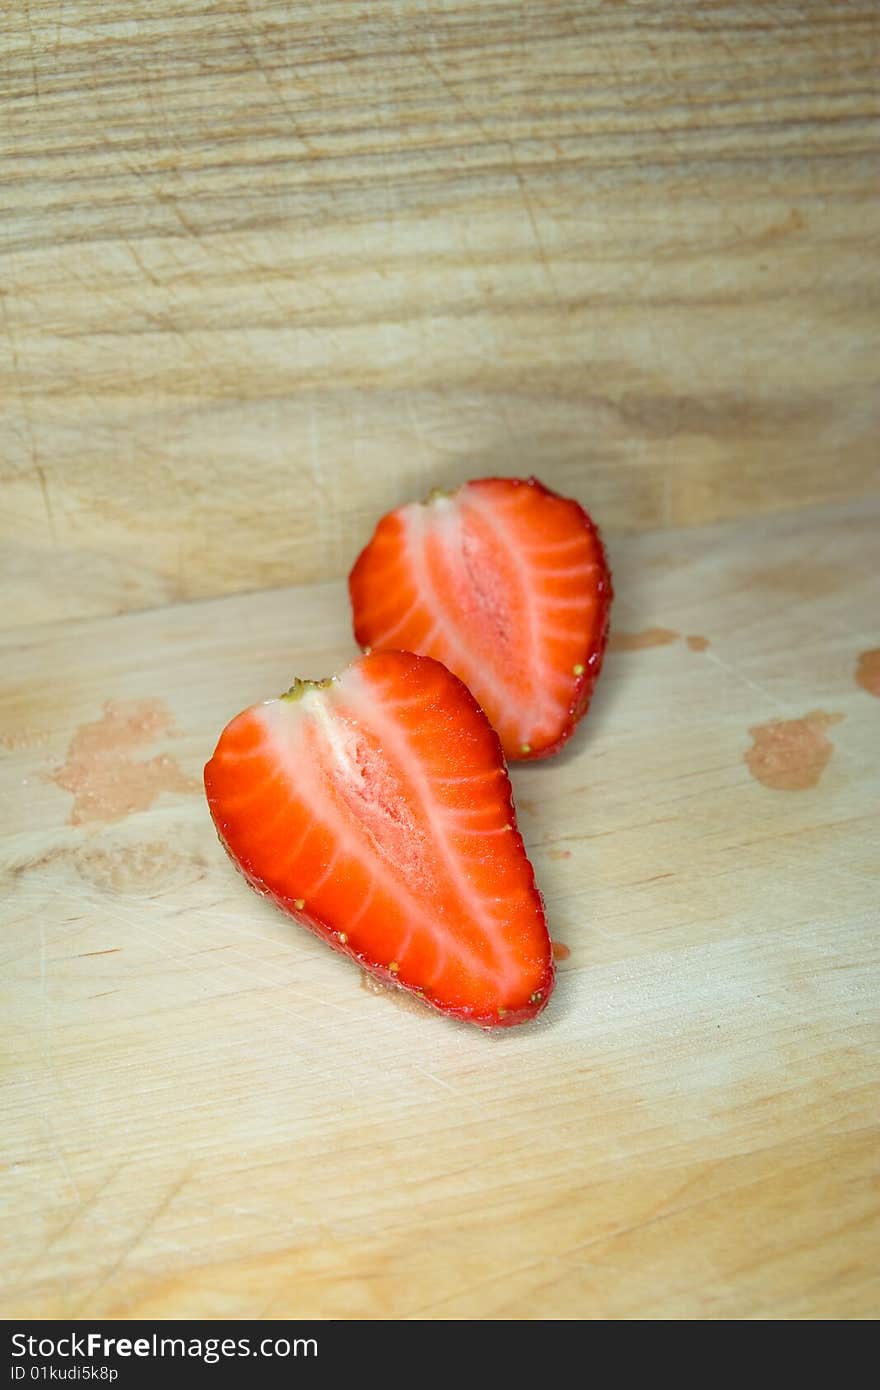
349,477,612,761
204,650,553,1028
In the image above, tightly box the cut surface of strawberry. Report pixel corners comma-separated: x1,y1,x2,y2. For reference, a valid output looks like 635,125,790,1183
204,650,553,1028
349,477,612,760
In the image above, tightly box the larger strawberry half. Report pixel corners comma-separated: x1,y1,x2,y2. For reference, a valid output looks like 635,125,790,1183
349,477,612,761
204,650,553,1028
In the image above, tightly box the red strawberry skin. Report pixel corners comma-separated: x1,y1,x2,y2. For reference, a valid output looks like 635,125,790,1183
349,477,613,761
204,651,554,1028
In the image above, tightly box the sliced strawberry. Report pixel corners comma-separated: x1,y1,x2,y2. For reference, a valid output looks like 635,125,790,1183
349,477,612,761
204,650,553,1028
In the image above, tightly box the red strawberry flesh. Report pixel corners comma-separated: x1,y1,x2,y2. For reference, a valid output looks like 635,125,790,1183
204,651,553,1028
349,476,612,760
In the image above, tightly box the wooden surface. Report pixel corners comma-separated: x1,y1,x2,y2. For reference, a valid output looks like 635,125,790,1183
2,500,878,1319
2,1,879,627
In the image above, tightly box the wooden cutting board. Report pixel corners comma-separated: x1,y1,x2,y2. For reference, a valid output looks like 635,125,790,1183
2,500,877,1319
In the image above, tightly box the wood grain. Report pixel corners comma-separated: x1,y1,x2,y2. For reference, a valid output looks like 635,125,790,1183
2,500,878,1318
2,1,878,626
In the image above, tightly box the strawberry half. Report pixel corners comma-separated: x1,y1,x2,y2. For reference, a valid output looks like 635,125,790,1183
349,477,612,761
204,650,553,1028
